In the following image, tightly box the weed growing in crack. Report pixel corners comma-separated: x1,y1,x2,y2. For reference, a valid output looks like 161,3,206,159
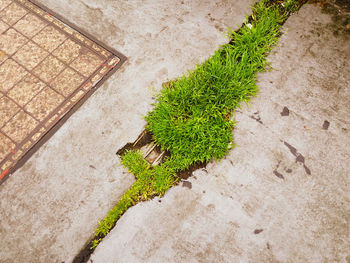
145,0,288,170
87,0,303,252
91,150,177,248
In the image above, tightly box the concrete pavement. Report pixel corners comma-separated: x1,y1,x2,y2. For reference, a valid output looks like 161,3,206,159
0,0,256,262
90,2,350,263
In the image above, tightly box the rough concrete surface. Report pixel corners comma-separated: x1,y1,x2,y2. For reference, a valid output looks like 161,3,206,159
0,0,255,262
90,3,350,263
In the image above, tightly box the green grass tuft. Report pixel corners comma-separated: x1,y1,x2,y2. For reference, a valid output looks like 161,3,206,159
145,0,291,170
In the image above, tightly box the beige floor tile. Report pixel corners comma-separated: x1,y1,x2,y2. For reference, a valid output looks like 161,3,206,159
0,19,8,33
8,74,45,106
0,59,27,92
0,20,7,63
0,50,7,64
32,25,67,52
0,0,13,12
52,38,81,64
25,87,64,121
2,110,38,143
70,48,104,77
51,68,84,97
33,55,65,83
0,2,27,26
13,41,49,70
0,96,19,128
0,132,14,160
0,28,28,55
13,13,47,38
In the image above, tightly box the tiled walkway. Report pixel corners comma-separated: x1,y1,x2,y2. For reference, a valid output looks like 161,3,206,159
0,0,125,181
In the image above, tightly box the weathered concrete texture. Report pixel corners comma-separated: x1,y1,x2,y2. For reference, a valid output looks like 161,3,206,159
0,0,255,262
90,3,350,263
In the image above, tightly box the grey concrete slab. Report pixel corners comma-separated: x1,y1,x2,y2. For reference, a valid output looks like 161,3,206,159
90,3,350,263
0,0,255,262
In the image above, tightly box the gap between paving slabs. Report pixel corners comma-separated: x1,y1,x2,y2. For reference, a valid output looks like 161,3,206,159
73,0,307,262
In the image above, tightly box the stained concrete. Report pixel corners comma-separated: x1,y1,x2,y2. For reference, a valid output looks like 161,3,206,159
0,0,256,262
90,3,350,263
